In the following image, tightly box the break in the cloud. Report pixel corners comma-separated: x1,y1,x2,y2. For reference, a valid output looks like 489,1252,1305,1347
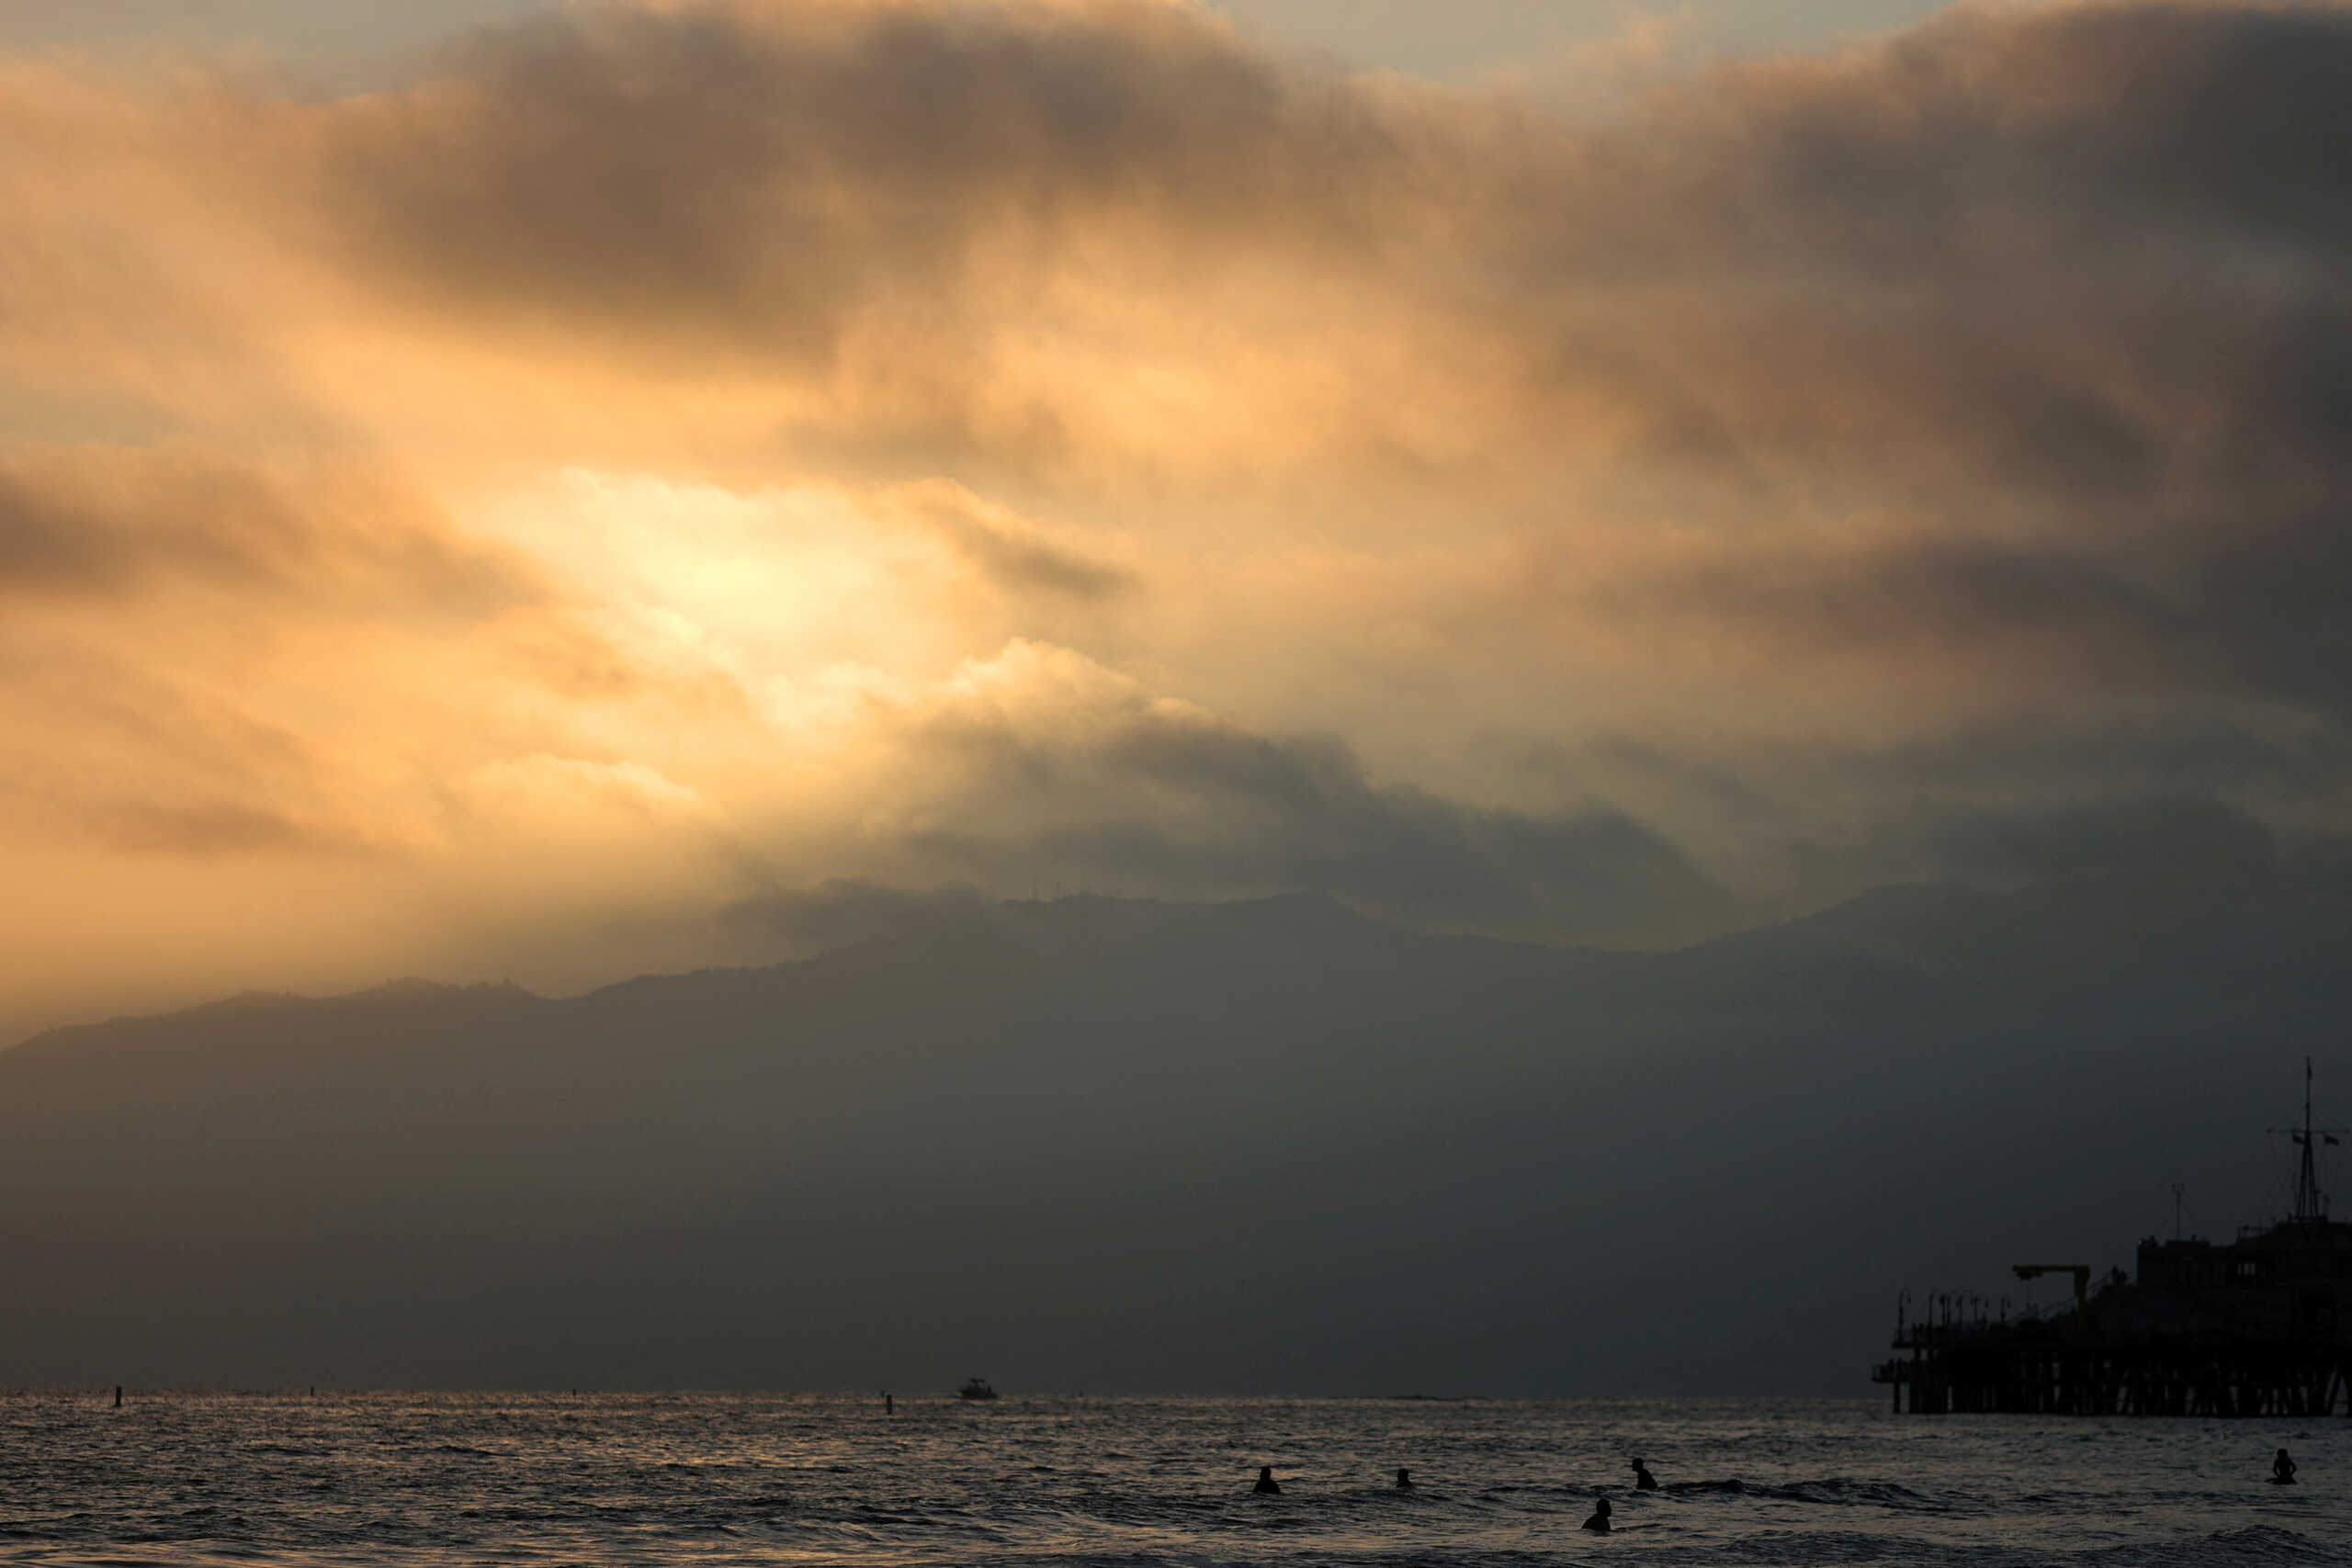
2,0,2349,1035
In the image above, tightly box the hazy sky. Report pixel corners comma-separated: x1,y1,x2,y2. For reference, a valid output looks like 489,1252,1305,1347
3,0,2348,1039
0,0,1950,79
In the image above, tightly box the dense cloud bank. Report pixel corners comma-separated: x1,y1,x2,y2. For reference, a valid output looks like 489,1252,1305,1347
2,0,2350,1031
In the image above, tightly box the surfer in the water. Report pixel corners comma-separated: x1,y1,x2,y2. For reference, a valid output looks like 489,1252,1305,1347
1254,1467,1282,1495
1582,1495,1611,1533
1631,1458,1657,1490
2272,1449,2297,1484
1396,1468,1414,1489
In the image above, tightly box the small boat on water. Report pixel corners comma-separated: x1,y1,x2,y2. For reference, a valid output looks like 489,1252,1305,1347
957,1377,998,1401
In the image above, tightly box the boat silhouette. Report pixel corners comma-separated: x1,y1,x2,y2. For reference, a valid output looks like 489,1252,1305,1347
957,1377,998,1401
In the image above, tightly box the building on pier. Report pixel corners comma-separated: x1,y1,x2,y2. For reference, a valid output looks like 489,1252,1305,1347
1875,1060,2352,1416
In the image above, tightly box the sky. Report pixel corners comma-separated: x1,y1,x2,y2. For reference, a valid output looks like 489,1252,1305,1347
0,0,1954,81
2,0,2349,1041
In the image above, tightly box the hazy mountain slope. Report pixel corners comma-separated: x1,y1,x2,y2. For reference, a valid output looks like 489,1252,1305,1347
2,882,2347,1393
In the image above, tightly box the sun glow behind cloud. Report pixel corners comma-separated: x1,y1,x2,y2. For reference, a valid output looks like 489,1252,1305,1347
3,0,2350,1038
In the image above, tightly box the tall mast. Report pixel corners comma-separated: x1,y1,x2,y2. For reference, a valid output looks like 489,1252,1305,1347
2295,1056,2321,1221
2273,1057,2341,1224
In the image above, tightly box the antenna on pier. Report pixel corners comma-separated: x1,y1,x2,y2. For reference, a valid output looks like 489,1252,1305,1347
2271,1057,2344,1223
2170,1182,2186,1241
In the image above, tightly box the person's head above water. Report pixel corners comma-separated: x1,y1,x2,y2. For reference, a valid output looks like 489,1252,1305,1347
1396,1468,1413,1488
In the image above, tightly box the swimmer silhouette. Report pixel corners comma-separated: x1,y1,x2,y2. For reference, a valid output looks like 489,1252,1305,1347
2272,1449,2297,1484
1631,1458,1657,1490
1582,1495,1611,1533
1254,1467,1282,1495
1396,1468,1414,1489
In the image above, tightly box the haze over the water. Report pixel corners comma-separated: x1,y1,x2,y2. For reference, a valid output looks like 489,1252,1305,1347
5,882,2346,1392
1,0,2348,1051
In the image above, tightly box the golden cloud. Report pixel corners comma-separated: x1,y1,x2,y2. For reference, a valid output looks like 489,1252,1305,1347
3,0,2351,1037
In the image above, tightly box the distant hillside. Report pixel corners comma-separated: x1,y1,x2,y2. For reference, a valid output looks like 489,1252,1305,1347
2,879,2346,1393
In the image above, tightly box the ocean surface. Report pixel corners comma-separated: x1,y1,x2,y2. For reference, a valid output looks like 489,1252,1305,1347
4,1393,2347,1567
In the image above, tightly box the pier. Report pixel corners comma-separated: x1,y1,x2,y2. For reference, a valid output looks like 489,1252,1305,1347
1877,1283,2351,1416
1879,1061,2352,1416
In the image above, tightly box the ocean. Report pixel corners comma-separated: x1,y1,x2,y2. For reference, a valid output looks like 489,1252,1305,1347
3,1393,2346,1566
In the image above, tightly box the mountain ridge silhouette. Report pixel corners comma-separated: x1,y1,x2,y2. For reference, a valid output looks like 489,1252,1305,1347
3,875,2346,1393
